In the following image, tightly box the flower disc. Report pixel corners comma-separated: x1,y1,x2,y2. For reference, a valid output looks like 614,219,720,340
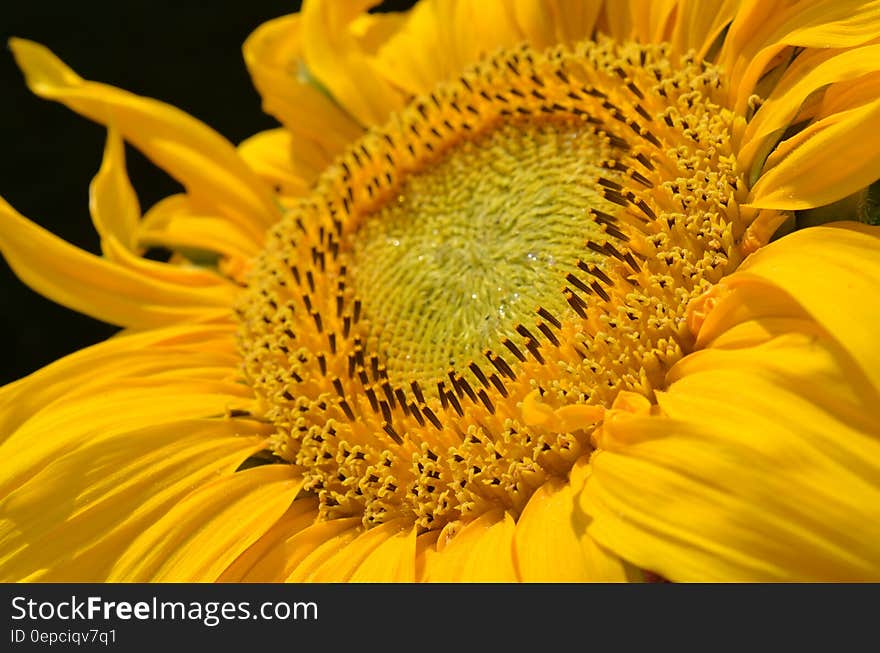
238,39,746,532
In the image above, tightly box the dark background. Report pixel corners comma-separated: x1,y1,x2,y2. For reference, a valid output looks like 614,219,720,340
0,1,414,385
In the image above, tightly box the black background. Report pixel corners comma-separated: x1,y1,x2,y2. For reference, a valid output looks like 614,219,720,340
0,1,414,385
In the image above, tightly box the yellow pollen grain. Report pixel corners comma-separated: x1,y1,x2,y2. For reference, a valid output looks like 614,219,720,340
237,39,750,532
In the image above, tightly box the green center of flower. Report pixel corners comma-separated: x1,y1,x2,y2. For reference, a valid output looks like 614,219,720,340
348,122,617,390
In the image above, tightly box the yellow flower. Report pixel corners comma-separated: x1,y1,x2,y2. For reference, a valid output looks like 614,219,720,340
1,0,879,582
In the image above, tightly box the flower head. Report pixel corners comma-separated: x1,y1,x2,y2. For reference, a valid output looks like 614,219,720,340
1,0,879,582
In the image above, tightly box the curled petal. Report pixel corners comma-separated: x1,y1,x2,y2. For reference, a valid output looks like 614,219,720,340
10,38,279,238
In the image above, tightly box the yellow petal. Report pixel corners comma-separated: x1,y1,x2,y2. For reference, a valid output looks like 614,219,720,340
242,14,364,182
673,330,879,441
0,381,256,499
421,510,518,582
91,128,243,289
0,196,236,328
748,95,880,210
282,518,363,582
700,316,828,353
218,498,319,582
716,0,787,96
414,529,440,580
109,465,302,581
521,389,557,427
349,523,417,582
9,38,279,237
739,43,880,173
301,0,406,127
723,0,880,114
689,277,814,350
0,322,262,582
371,0,459,96
819,70,880,117
582,226,880,581
598,0,635,40
299,519,414,582
0,323,238,439
445,1,524,75
243,14,363,144
634,0,678,43
510,0,602,50
372,0,523,96
349,10,408,53
100,235,238,289
289,137,348,188
669,0,741,59
597,0,677,43
731,224,880,392
0,419,265,582
513,478,630,582
586,356,880,581
521,389,604,430
89,127,140,254
238,129,309,199
138,194,262,264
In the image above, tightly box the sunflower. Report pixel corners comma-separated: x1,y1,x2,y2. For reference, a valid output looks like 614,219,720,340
1,0,879,583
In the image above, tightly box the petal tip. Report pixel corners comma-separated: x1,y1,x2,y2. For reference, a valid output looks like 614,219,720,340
8,37,81,96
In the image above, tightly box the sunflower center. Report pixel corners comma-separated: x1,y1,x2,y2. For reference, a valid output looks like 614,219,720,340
238,39,746,532
348,122,617,391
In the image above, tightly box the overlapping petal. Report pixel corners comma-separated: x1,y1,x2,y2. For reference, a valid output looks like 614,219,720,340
601,0,678,43
0,321,270,582
242,14,365,182
89,128,141,255
0,323,239,439
300,1,406,126
0,196,236,329
749,96,880,209
511,0,603,51
513,478,631,582
137,194,263,268
371,0,524,96
91,128,245,291
0,420,267,582
581,224,880,581
289,519,415,582
109,465,302,582
669,0,743,58
420,510,518,582
720,0,880,114
739,44,880,175
238,129,309,200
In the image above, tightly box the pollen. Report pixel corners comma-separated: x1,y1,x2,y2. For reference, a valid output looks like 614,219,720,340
237,38,750,531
